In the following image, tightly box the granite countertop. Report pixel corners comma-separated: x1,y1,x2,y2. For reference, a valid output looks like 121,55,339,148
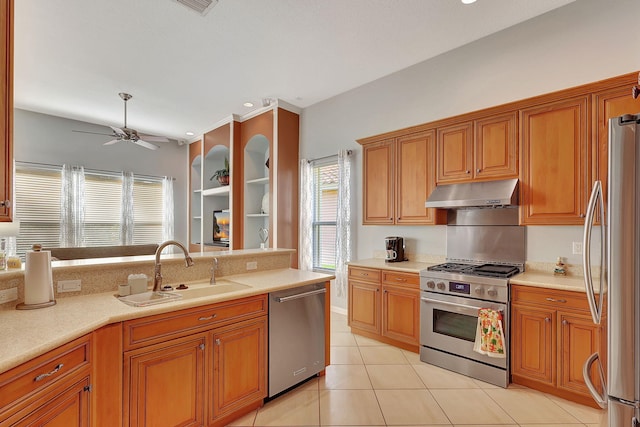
0,268,334,375
349,258,590,293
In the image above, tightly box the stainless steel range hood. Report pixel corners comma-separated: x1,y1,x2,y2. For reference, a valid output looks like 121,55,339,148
425,178,519,209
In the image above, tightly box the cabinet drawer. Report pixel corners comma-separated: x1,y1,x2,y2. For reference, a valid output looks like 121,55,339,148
124,294,268,350
0,335,91,414
382,271,419,288
511,285,591,312
348,267,380,283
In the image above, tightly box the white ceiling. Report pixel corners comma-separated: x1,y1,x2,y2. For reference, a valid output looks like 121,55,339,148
14,0,575,142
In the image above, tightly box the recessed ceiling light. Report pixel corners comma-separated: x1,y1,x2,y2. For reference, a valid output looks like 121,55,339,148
243,102,254,107
462,0,476,3
185,131,195,136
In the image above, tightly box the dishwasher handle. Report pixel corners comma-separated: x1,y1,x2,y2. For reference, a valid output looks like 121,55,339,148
275,288,326,303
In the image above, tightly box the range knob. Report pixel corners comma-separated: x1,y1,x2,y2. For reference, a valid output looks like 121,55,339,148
487,288,498,297
426,280,436,289
437,282,446,290
474,287,485,295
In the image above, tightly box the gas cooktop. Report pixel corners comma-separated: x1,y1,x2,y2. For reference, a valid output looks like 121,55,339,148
427,262,521,279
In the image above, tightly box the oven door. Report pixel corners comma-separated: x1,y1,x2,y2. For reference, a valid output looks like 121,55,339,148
420,291,508,369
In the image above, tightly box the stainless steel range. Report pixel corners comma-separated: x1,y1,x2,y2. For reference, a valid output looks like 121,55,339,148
421,184,525,388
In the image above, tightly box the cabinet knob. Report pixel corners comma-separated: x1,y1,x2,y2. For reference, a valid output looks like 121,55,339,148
562,320,568,326
465,170,470,174
0,200,10,208
476,169,481,173
544,317,550,323
199,343,205,350
580,213,585,218
215,339,221,346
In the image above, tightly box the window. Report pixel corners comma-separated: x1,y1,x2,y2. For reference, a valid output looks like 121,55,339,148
14,163,165,258
312,161,338,271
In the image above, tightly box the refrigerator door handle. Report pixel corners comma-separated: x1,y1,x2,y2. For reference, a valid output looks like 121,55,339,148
583,352,608,409
582,180,605,325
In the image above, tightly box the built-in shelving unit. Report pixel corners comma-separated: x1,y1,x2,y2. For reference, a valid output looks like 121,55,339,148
243,134,270,249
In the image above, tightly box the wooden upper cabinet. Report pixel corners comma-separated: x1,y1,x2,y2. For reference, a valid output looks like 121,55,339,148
436,114,517,184
474,112,518,180
436,121,473,183
0,0,13,222
362,139,394,224
396,130,440,224
592,85,640,218
520,96,589,225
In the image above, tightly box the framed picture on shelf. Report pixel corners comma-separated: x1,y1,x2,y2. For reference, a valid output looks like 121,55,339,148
213,210,230,243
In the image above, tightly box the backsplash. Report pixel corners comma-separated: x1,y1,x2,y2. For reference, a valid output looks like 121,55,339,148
0,249,294,310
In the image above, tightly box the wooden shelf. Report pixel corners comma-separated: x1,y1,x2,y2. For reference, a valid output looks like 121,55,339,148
202,186,230,197
246,213,269,217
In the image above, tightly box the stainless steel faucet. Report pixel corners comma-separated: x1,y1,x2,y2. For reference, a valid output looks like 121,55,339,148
210,257,218,285
153,240,194,292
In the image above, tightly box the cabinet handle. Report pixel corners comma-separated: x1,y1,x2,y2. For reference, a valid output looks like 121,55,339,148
199,343,205,350
544,317,550,322
546,298,567,303
215,339,221,346
0,200,10,208
395,278,407,282
34,364,64,382
198,314,217,321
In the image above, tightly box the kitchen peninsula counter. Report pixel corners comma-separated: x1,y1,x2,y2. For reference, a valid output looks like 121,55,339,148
0,264,333,375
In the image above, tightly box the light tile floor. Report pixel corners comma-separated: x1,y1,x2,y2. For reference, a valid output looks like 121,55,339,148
228,311,607,427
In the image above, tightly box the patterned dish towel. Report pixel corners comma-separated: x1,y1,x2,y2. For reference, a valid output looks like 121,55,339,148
473,308,506,358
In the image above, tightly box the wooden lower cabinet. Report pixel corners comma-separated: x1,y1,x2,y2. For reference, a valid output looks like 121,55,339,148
511,285,605,408
125,333,206,427
122,295,268,427
0,335,92,427
348,266,419,351
210,317,267,424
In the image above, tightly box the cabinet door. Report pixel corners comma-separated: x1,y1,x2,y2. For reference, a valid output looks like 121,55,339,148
362,140,394,224
9,376,90,427
381,284,419,345
210,317,267,422
396,130,439,224
520,96,589,224
125,334,206,427
348,280,381,334
558,311,602,396
436,121,473,183
474,112,518,180
0,0,13,222
511,304,555,385
592,85,640,220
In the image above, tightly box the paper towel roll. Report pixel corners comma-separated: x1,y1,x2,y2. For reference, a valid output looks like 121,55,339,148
24,247,54,305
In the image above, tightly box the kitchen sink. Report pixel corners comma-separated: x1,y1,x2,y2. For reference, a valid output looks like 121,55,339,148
174,281,251,299
117,291,183,307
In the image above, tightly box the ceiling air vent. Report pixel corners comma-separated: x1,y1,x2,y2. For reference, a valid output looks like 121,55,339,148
174,0,218,16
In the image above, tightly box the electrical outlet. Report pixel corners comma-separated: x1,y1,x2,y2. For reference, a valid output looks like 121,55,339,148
0,287,18,303
57,279,81,293
572,241,583,255
246,261,258,270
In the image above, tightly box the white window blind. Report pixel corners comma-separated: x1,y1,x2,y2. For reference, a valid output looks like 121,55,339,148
14,163,165,258
312,162,338,271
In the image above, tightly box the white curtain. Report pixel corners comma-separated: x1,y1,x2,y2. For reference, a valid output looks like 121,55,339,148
298,160,313,271
120,171,134,245
60,164,85,247
335,149,353,298
162,176,174,243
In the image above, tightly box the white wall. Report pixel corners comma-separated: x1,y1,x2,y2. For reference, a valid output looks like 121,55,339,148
13,109,189,245
300,0,640,308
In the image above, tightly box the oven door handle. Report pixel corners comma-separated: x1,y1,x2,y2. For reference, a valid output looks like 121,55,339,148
421,296,503,315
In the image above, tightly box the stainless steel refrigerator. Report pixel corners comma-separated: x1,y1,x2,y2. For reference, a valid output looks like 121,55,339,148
583,113,640,426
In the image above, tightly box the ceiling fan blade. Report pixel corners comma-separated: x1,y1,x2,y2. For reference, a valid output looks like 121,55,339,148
133,139,159,150
110,126,126,137
103,139,120,146
72,129,113,137
138,134,170,143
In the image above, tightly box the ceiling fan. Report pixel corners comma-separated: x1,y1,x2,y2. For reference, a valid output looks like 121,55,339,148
73,93,170,150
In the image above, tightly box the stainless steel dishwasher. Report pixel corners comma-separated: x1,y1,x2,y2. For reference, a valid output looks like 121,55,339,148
268,282,326,397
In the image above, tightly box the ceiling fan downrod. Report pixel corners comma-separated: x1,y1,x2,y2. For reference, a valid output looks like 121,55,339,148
119,92,132,129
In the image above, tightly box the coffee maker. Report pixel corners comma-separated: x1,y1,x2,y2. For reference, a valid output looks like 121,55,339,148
384,236,405,262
